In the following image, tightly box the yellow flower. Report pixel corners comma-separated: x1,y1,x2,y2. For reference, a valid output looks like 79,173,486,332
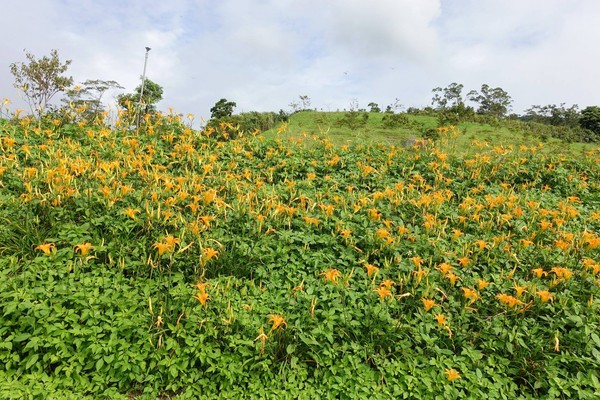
461,287,479,304
421,298,437,312
323,269,342,283
194,281,209,292
477,279,490,290
364,263,379,277
445,368,461,381
164,235,180,250
374,286,393,300
267,314,287,331
550,267,573,280
202,247,219,262
457,256,470,267
452,229,463,240
194,291,210,305
473,240,487,251
74,242,93,256
513,284,527,297
153,242,170,255
496,293,523,308
304,216,320,226
339,229,352,239
540,220,553,231
536,290,554,303
123,207,140,219
531,268,547,279
446,272,460,286
435,313,447,326
412,268,429,285
437,262,453,275
35,242,55,255
411,256,424,268
380,279,395,289
376,228,390,240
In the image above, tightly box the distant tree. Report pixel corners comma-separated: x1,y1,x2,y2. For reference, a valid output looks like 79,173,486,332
579,106,600,135
288,100,300,113
467,84,512,118
523,103,580,128
431,83,475,124
9,49,73,119
368,102,381,113
210,98,237,119
299,95,311,110
63,79,123,121
118,79,163,115
431,83,464,110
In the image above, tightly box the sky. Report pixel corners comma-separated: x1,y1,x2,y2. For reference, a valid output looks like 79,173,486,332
1,0,599,121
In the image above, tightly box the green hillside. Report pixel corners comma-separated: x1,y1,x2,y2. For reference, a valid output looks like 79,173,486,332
1,111,599,399
264,111,596,155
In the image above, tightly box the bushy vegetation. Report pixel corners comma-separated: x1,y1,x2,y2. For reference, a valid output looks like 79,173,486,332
1,109,600,398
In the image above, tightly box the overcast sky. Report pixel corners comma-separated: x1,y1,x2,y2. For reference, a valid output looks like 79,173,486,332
1,0,599,120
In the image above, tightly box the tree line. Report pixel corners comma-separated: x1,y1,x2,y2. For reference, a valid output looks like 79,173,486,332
6,49,600,141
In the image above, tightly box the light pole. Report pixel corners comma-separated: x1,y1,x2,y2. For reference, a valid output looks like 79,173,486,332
136,46,151,129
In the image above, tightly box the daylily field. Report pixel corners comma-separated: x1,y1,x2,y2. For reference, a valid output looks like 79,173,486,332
1,110,600,399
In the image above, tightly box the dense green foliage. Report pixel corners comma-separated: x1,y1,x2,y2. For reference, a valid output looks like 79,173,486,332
118,79,163,115
580,106,600,136
1,111,600,398
210,98,237,120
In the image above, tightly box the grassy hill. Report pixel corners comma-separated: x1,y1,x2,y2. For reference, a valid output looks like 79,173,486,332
265,111,596,154
1,112,599,398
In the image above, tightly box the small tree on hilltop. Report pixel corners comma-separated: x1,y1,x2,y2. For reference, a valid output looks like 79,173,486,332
368,102,381,113
210,98,237,119
10,49,73,119
580,106,600,138
467,84,512,118
431,83,465,110
118,79,163,115
63,79,124,121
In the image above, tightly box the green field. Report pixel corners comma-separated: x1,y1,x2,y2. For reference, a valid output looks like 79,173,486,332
1,111,599,399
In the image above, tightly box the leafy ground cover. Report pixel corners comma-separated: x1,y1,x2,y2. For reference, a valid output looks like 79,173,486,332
1,112,600,399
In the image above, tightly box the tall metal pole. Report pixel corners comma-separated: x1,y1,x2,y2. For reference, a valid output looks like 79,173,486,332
136,46,151,130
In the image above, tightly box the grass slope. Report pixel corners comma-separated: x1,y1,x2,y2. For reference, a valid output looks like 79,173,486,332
266,111,595,154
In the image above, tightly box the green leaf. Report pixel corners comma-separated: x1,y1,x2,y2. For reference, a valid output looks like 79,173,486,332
25,354,39,370
14,333,30,342
591,333,600,348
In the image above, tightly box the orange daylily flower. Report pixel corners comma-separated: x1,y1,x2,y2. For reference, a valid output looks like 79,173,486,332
536,290,554,303
74,242,93,256
202,247,219,262
457,256,470,267
477,279,490,290
153,242,171,255
364,263,379,277
35,242,55,255
445,368,461,381
267,314,287,331
497,293,524,308
435,313,447,326
421,298,437,312
461,287,479,304
323,269,342,283
374,286,393,300
194,291,210,305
